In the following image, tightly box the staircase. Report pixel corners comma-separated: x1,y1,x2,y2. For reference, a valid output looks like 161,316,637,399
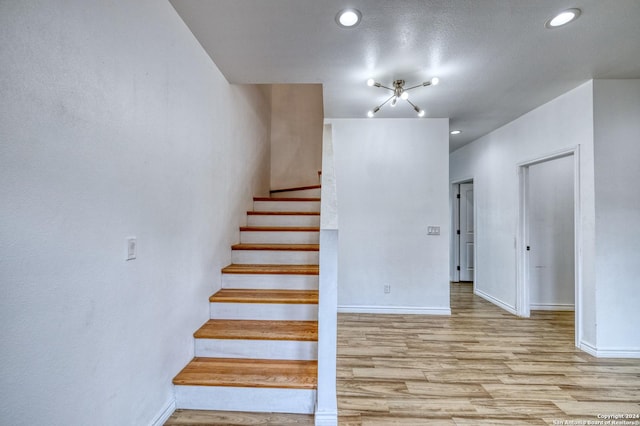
173,186,321,414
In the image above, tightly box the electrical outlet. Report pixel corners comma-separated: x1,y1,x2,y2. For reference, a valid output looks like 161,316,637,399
384,284,391,294
126,237,137,261
427,226,441,235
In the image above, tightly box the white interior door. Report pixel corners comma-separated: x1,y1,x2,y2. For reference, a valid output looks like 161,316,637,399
459,183,474,281
527,156,574,310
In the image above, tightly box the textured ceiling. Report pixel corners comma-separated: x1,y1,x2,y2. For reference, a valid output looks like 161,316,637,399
169,0,640,151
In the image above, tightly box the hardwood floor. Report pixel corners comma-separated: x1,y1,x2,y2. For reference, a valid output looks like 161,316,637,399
165,283,640,425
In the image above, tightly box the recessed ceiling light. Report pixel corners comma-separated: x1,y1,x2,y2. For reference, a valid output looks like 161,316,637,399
450,130,462,135
545,8,581,28
336,9,362,28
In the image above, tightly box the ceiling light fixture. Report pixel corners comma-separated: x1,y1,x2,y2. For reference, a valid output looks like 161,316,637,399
450,130,462,135
545,8,581,28
366,77,439,118
336,9,362,28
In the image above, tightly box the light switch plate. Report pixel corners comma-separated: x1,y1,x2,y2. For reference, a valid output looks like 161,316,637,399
427,226,440,235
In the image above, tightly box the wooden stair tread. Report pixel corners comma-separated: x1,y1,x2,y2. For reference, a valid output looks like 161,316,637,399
231,243,319,251
210,289,318,304
240,226,319,232
270,184,321,194
173,358,318,389
221,264,319,275
254,197,321,202
194,319,318,341
247,211,320,216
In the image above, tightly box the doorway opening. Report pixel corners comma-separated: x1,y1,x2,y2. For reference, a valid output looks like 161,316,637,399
451,179,474,286
517,147,580,346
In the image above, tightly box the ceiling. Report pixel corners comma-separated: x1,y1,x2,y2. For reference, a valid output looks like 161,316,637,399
169,0,640,151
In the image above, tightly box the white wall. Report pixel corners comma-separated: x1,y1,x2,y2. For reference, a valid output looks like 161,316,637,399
271,84,323,190
0,1,270,425
332,119,450,314
528,156,575,309
593,80,640,354
449,82,597,345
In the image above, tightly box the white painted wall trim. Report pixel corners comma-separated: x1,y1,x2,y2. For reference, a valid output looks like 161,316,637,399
516,145,582,348
474,288,517,315
315,410,338,426
450,176,475,284
530,304,575,311
150,397,175,426
579,341,640,358
338,305,451,315
579,340,598,357
592,348,640,359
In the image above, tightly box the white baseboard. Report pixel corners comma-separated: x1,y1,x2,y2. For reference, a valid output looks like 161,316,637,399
315,410,338,426
474,288,517,315
579,340,598,357
579,340,640,358
530,303,575,311
338,305,451,315
151,396,175,426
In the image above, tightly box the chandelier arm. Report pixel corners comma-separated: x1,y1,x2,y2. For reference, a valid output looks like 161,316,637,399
377,94,396,108
405,98,424,115
403,83,425,91
405,98,419,109
376,84,394,91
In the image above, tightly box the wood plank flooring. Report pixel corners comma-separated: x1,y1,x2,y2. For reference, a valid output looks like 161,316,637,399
165,282,640,425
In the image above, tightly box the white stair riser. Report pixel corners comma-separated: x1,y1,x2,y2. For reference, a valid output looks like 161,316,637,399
240,231,319,244
210,303,318,320
221,273,318,290
195,339,317,360
231,250,319,265
271,188,321,198
247,215,320,227
253,200,320,212
175,386,316,414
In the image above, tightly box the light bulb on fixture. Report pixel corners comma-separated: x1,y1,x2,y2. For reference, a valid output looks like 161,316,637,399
418,110,425,117
367,78,375,87
400,91,409,100
430,77,440,86
367,110,374,118
390,97,398,107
